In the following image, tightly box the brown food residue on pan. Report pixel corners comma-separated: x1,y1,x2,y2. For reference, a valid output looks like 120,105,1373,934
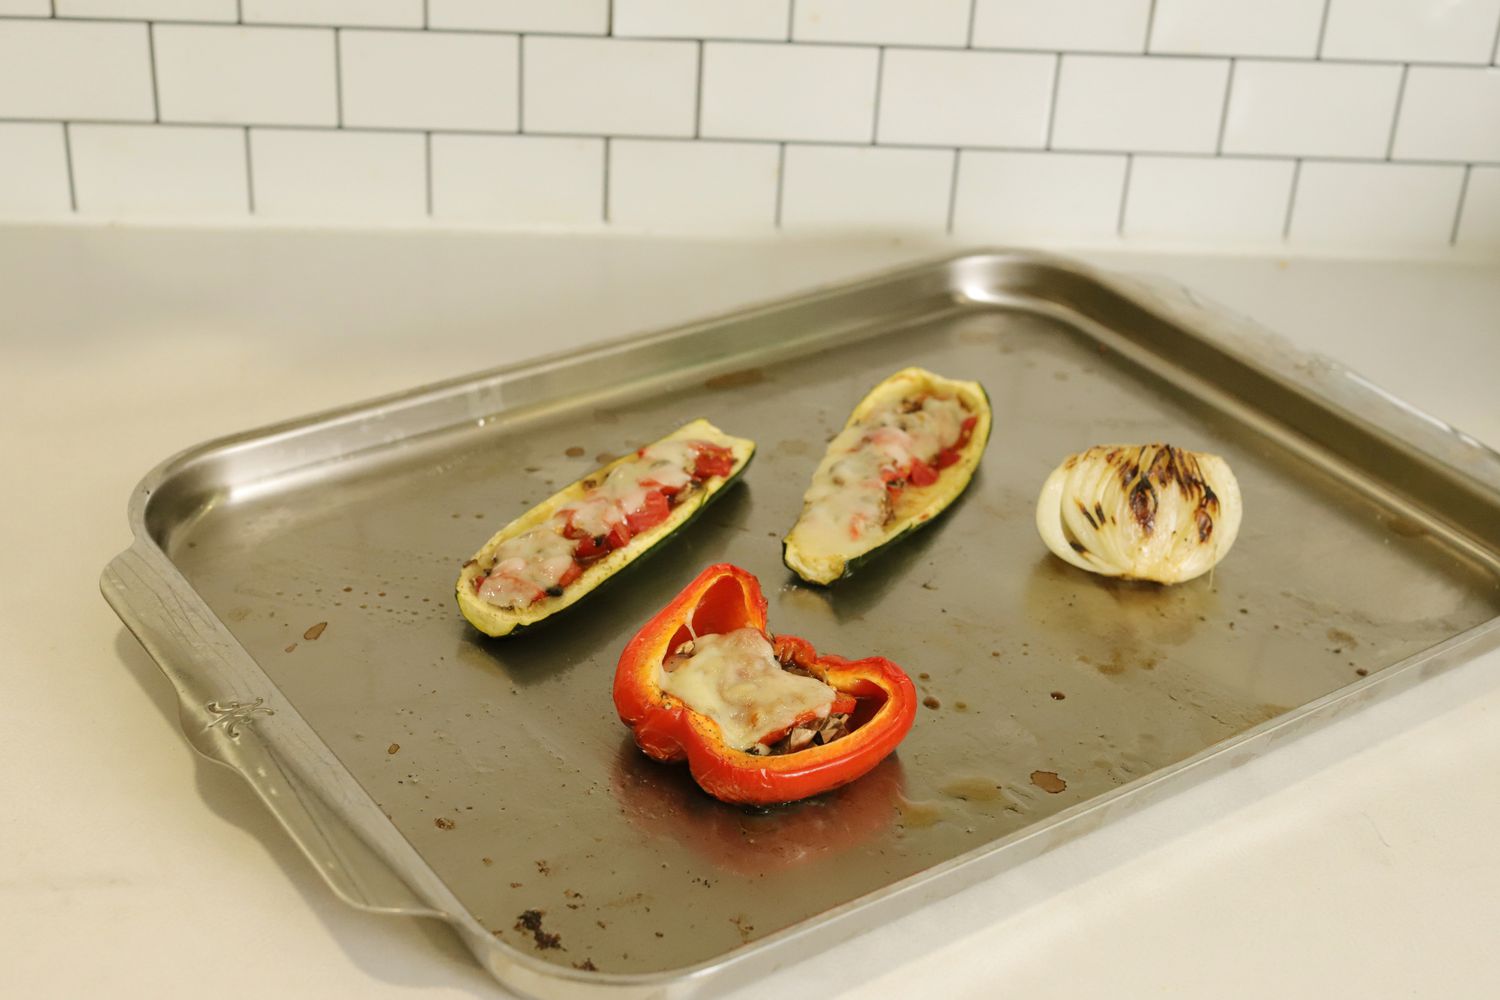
515,909,563,950
703,367,767,390
1030,770,1067,794
565,446,586,458
435,817,455,830
302,621,328,641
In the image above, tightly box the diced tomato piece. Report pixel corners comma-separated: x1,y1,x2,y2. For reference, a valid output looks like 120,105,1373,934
626,489,672,533
556,562,583,589
607,520,633,550
935,447,961,470
573,534,608,561
639,477,682,497
956,415,977,448
908,459,938,487
692,444,735,480
831,693,858,715
472,574,485,593
560,511,590,540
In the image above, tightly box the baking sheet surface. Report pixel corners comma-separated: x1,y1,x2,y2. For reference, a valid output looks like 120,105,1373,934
166,300,1500,976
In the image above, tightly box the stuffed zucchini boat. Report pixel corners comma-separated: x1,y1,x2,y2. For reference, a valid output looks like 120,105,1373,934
783,367,991,585
457,419,755,637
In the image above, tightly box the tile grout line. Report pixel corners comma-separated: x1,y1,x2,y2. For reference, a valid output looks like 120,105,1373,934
602,136,611,223
235,0,241,24
1385,63,1409,160
334,29,343,128
147,22,160,123
61,122,76,212
1315,0,1333,58
965,0,977,48
1282,158,1302,239
1142,0,1158,53
425,131,433,216
1490,7,1500,66
774,142,786,227
422,0,429,30
1044,54,1062,149
786,0,796,41
945,148,961,234
606,0,613,36
1,17,1496,67
244,126,255,213
1214,58,1236,154
1449,163,1473,245
870,47,884,143
693,40,704,139
517,36,525,132
6,117,1499,170
1116,153,1133,235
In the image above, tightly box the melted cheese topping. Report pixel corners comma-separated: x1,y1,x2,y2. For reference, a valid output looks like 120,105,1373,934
658,628,835,750
476,439,707,610
795,395,969,559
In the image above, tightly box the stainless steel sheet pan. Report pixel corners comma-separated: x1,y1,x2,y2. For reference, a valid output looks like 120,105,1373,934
102,251,1500,998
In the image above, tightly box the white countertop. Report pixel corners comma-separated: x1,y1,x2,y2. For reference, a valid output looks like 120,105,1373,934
4,224,1499,999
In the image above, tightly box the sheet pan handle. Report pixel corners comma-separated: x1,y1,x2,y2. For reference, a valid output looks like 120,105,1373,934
101,544,445,920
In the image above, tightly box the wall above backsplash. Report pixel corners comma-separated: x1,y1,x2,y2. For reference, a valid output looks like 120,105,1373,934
1,0,1498,255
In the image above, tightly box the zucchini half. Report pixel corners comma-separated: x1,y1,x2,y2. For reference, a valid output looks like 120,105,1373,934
457,419,755,637
783,367,991,585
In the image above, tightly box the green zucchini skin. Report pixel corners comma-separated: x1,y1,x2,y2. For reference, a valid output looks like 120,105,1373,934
457,420,755,638
783,371,991,586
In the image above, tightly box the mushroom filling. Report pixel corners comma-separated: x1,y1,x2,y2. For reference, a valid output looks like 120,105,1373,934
659,627,857,755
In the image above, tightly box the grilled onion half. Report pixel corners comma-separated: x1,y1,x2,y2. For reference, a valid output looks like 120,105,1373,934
1035,444,1242,584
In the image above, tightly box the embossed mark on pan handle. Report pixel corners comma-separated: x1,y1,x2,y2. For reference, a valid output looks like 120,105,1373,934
101,544,445,920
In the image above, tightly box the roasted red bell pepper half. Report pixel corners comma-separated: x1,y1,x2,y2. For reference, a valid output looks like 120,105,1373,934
612,563,918,806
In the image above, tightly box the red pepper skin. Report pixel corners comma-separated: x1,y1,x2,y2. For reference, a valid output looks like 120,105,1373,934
613,564,918,806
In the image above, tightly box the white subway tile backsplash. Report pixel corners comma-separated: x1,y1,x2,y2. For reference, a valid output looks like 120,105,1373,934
971,0,1151,54
432,134,603,225
1290,162,1464,246
1456,167,1500,247
0,123,70,216
1124,156,1295,243
1052,55,1229,154
614,0,790,40
877,49,1053,148
427,0,608,34
1150,0,1324,58
1322,0,1500,64
242,0,424,28
523,37,697,137
701,42,878,142
1222,61,1402,159
793,0,970,47
341,31,518,131
155,25,336,126
609,139,778,229
249,128,426,220
70,124,246,217
0,21,152,121
1393,67,1500,163
780,145,952,231
953,150,1127,238
3,0,1497,253
57,0,235,19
